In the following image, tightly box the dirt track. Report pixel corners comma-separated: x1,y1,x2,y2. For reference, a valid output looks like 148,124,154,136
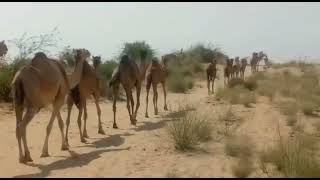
0,66,293,177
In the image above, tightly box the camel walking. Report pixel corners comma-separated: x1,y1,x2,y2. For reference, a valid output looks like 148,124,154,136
250,52,259,73
0,40,8,67
232,57,241,78
109,55,141,129
145,57,168,118
65,53,106,144
256,51,269,71
206,59,217,95
224,58,233,87
240,58,248,79
11,51,85,163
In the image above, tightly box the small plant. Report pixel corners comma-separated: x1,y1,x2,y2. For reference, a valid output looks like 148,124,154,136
0,66,14,102
225,135,254,158
167,111,212,151
166,168,179,178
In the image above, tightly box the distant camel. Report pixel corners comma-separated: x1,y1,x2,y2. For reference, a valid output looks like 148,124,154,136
232,57,241,78
11,51,84,163
145,57,168,118
65,53,105,144
257,51,269,71
0,40,8,67
250,52,259,73
224,58,233,87
109,55,141,129
240,58,248,79
206,59,217,95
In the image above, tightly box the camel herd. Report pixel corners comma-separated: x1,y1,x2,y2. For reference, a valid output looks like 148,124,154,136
0,40,268,164
207,52,268,94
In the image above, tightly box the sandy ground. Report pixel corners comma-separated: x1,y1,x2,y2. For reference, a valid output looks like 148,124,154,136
0,66,298,177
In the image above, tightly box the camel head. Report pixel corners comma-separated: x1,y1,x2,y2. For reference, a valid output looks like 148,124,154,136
92,56,101,69
0,40,8,57
74,48,91,64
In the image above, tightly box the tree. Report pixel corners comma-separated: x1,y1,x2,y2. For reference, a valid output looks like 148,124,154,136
9,27,61,60
59,46,75,67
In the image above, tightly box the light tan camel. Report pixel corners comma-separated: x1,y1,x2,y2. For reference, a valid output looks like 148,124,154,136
109,55,141,129
65,53,105,144
145,57,168,118
256,51,269,71
206,59,217,95
224,58,233,87
240,58,248,79
11,51,84,163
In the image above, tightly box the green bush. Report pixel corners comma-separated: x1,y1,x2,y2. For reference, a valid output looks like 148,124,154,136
0,66,14,102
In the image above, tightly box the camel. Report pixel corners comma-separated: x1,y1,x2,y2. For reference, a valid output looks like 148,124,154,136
109,55,141,129
257,51,269,70
0,40,8,67
145,57,168,118
232,57,241,78
250,52,259,73
240,58,248,79
224,58,233,87
206,59,217,95
11,50,85,163
65,53,105,144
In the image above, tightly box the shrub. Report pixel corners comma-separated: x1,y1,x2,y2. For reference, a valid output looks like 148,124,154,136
0,66,14,102
225,135,254,158
232,158,253,178
167,111,212,151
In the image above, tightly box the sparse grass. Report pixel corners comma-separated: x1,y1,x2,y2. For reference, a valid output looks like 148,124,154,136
167,71,194,93
300,101,317,116
260,134,320,178
278,101,299,126
216,85,256,107
286,115,298,127
232,158,253,178
225,135,254,158
313,121,320,132
167,104,212,151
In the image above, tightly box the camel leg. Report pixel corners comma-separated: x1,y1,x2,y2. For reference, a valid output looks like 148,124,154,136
65,95,73,147
133,83,141,124
77,100,86,143
212,79,215,94
207,78,210,95
93,93,105,135
112,85,119,129
124,88,133,123
15,103,24,163
161,82,168,111
152,83,158,115
19,108,37,162
83,99,89,138
56,112,68,151
41,106,60,157
145,79,151,118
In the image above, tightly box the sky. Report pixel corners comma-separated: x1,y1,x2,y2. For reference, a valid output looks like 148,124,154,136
0,2,320,63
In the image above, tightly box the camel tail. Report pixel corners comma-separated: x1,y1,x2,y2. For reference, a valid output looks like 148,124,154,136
70,85,80,109
11,73,24,125
109,70,120,88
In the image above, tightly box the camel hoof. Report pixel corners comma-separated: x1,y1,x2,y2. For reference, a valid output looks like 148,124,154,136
145,114,149,118
113,124,118,129
81,138,87,143
61,145,69,151
19,157,26,164
40,152,50,158
98,129,106,135
164,106,168,111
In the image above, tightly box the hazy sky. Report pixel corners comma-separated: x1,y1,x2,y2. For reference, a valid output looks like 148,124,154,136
0,2,320,62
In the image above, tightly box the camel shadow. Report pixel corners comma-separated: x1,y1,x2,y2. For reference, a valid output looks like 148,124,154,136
74,132,134,149
13,147,130,178
133,109,194,132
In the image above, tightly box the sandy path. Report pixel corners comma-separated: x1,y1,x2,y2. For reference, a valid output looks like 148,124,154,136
0,66,289,177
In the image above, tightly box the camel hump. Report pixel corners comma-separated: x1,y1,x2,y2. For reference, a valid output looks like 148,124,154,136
120,55,130,65
33,52,47,59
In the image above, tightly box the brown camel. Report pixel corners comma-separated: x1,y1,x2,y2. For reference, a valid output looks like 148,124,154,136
224,58,233,87
240,58,248,79
206,59,217,95
65,53,105,144
11,51,84,163
250,52,259,73
109,55,141,129
232,57,241,78
145,57,168,118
